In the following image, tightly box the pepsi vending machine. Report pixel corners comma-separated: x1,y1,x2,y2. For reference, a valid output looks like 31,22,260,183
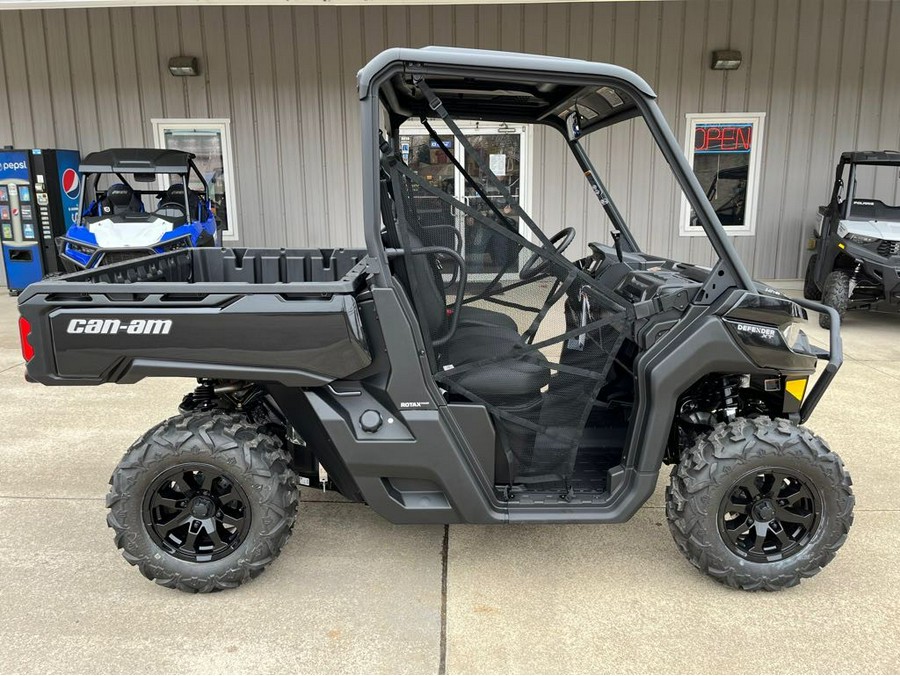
0,149,80,294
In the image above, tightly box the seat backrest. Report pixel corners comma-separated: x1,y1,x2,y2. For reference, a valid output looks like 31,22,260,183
101,183,141,215
379,174,396,231
381,163,450,344
405,231,450,341
155,201,188,226
164,183,210,222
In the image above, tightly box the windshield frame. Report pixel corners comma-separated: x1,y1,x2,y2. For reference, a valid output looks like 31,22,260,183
836,158,900,221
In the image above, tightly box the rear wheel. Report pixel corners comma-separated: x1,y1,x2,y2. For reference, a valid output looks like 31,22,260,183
107,411,298,592
803,254,821,301
666,417,853,591
819,270,851,328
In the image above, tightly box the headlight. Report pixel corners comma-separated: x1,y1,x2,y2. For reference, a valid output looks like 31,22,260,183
781,322,804,350
845,232,878,244
781,321,820,357
66,242,94,255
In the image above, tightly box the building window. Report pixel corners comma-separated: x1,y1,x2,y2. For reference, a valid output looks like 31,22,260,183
680,112,765,237
152,118,238,241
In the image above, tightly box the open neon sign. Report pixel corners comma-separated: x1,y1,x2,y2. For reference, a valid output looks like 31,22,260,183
694,123,753,154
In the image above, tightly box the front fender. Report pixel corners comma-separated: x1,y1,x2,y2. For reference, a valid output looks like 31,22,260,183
628,309,770,474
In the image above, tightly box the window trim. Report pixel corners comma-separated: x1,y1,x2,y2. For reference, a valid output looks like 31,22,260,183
151,118,238,241
679,112,766,237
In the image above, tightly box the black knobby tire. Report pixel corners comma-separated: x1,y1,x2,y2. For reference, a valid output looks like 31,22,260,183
803,254,821,301
819,270,851,329
666,417,853,591
106,411,298,592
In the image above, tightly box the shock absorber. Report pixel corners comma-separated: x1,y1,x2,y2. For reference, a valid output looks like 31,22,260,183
849,262,861,298
721,374,749,421
179,379,217,413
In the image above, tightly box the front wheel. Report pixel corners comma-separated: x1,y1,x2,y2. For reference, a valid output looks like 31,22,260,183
666,417,853,591
803,254,821,301
106,412,298,592
819,270,851,328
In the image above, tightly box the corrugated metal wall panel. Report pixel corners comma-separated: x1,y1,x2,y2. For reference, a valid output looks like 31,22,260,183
0,0,898,284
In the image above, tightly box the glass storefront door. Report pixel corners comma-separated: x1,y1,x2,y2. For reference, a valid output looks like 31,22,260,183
399,123,530,279
462,132,523,275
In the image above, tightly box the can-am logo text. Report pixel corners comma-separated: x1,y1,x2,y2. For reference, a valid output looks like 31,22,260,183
67,318,172,335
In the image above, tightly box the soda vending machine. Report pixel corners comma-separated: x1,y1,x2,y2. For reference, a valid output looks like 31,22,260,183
0,148,80,294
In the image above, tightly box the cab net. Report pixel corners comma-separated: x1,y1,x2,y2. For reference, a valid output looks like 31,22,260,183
381,82,632,492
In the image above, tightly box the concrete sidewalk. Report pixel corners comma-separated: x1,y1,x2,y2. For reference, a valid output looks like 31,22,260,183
1,292,899,674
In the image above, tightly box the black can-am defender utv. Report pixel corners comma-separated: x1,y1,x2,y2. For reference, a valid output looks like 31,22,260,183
805,150,900,327
18,47,852,593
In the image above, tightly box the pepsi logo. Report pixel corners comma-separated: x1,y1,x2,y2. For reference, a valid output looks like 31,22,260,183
1,160,26,172
62,168,80,199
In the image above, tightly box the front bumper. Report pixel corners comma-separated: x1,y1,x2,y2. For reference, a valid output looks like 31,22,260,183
56,233,193,272
838,240,900,308
862,263,900,310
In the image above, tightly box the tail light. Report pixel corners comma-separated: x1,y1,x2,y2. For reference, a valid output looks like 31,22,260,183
18,316,34,362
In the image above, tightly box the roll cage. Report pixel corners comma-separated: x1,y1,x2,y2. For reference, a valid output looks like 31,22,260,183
355,47,802,497
357,46,756,297
827,150,900,222
75,148,211,222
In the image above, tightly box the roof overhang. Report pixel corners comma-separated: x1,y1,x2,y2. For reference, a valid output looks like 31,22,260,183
1,0,663,9
80,148,195,174
359,46,654,132
839,150,900,166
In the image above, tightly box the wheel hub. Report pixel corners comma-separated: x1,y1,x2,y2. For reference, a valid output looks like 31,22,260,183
718,467,820,563
142,463,251,563
751,498,776,522
190,496,216,519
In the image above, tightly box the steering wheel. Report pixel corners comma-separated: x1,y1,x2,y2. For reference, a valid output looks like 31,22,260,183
519,227,576,280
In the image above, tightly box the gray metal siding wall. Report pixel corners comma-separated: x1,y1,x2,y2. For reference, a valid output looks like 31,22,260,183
1,0,898,280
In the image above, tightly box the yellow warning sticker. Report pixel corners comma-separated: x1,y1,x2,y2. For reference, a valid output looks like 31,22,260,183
785,378,807,401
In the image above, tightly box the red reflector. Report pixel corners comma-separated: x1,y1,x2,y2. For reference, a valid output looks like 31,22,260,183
18,316,34,362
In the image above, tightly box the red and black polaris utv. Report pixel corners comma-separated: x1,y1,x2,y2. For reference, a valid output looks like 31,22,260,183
18,47,852,593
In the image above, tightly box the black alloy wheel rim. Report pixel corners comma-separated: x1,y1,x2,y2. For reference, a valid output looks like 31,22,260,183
143,463,251,563
718,467,821,563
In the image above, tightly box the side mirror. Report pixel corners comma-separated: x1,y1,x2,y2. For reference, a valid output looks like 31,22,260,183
566,111,582,141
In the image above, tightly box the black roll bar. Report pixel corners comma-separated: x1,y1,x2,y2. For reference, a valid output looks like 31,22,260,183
790,296,843,423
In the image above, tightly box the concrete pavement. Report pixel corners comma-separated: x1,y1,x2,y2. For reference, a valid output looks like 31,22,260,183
1,290,899,674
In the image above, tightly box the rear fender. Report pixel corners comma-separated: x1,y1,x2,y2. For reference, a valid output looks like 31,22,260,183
265,384,367,503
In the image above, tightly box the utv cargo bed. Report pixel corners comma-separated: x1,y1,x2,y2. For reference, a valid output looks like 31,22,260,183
18,247,371,387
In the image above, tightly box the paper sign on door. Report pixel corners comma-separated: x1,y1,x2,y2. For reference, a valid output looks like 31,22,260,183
489,153,506,177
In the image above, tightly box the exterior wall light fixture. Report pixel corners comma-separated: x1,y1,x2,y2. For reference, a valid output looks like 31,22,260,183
711,50,742,71
168,56,200,77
